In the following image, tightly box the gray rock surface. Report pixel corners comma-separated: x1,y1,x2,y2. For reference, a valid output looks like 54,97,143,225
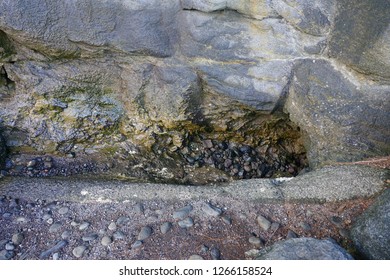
0,165,387,204
256,237,353,260
351,189,390,260
285,59,390,167
0,0,388,172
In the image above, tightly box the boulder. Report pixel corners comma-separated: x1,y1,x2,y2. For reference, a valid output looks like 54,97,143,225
328,0,390,80
255,237,353,260
285,59,390,167
351,189,390,260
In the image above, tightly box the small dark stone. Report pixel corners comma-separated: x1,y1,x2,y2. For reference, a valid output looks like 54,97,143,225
210,248,221,260
287,230,298,239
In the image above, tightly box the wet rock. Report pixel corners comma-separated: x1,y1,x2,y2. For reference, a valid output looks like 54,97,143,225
0,249,14,260
210,248,221,260
286,230,298,239
113,231,126,240
82,233,99,242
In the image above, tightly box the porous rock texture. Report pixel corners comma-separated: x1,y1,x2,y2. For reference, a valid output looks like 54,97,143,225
351,189,390,260
0,0,389,181
255,237,353,260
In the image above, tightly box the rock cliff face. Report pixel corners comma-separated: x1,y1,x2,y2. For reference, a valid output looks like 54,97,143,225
0,0,389,182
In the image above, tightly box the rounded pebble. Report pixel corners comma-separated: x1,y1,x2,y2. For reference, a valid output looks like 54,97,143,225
160,222,173,234
138,226,153,241
202,202,223,217
82,233,99,242
108,222,117,231
257,215,271,231
12,233,24,245
58,207,69,215
189,255,204,260
72,246,87,258
210,248,221,260
113,231,126,240
101,236,112,246
52,252,59,260
173,205,193,220
0,249,14,260
131,241,143,249
79,222,90,231
178,217,194,229
49,222,62,233
5,243,15,250
60,231,71,239
249,237,263,248
116,216,130,225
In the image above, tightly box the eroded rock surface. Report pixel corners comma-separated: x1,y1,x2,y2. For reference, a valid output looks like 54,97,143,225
0,0,389,181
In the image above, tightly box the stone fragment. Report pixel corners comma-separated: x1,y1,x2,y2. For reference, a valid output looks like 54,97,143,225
202,202,223,217
173,205,193,220
178,217,194,229
137,226,153,241
257,215,271,231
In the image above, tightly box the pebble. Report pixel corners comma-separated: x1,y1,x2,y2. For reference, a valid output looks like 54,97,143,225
257,215,271,231
61,230,71,239
116,216,130,225
82,233,99,242
178,217,194,229
49,222,62,233
0,239,8,249
16,216,28,224
222,216,232,225
245,249,261,259
42,213,52,221
138,226,153,241
160,222,173,234
299,221,312,231
134,203,144,214
53,252,59,260
201,245,209,253
189,255,204,260
210,248,221,260
249,237,263,248
79,222,90,231
39,240,68,259
46,218,54,225
131,241,143,249
12,233,24,245
113,231,126,240
27,160,37,168
331,216,343,227
0,249,14,260
286,230,298,239
58,207,69,215
101,236,112,246
72,245,87,258
2,213,12,219
270,222,280,232
202,202,223,217
5,243,15,250
108,222,117,231
173,205,193,220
